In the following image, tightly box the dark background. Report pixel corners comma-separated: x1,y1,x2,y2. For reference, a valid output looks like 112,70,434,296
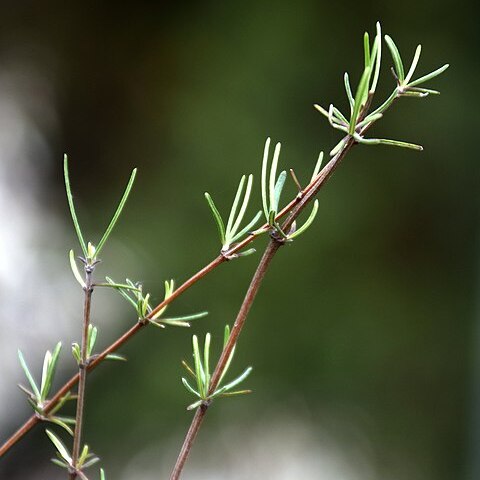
0,1,478,479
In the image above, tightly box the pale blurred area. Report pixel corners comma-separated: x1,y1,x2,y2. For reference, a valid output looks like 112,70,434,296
0,1,477,479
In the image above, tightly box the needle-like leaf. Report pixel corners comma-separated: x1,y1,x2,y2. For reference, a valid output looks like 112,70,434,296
204,192,226,245
384,35,405,83
349,66,371,134
64,155,87,257
69,250,86,289
18,350,41,401
407,64,449,87
288,199,319,239
46,429,72,465
95,168,137,256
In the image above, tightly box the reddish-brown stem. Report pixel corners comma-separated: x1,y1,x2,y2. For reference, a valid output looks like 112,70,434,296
69,269,93,479
170,239,282,480
169,136,357,479
169,404,209,480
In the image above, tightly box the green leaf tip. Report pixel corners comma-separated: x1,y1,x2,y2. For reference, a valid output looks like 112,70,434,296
95,167,138,256
63,155,87,257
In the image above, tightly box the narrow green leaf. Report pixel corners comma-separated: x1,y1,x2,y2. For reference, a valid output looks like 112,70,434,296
332,106,349,125
204,333,211,389
349,66,371,134
51,458,69,468
223,324,231,348
95,168,137,256
330,137,347,157
271,170,286,214
71,343,81,364
160,311,209,324
192,335,205,397
69,250,86,289
229,174,254,240
353,133,423,150
313,104,330,119
404,44,422,85
41,350,51,402
187,399,203,411
204,192,226,245
226,175,246,239
78,444,89,466
370,22,382,93
384,35,405,82
18,350,41,401
235,248,257,258
87,324,97,357
46,429,72,464
261,137,271,220
363,32,370,68
356,112,383,129
41,342,62,401
311,152,324,182
288,199,319,239
229,211,262,244
47,417,74,436
214,366,253,396
268,142,282,214
407,64,449,87
82,456,100,469
63,155,87,257
105,353,127,361
343,73,354,112
100,468,106,480
368,89,398,117
218,389,252,397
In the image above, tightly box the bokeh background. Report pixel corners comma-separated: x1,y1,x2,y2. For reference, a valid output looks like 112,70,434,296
0,1,478,479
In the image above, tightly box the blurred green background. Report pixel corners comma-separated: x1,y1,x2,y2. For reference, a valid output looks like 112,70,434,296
0,1,478,479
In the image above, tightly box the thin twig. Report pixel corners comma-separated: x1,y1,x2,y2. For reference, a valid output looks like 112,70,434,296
69,269,94,479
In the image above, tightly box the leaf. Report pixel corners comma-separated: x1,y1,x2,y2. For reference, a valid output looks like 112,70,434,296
40,342,62,401
225,175,246,239
46,429,72,465
349,66,371,134
72,343,81,364
64,155,87,257
204,192,226,245
229,211,262,244
229,174,254,241
105,353,127,361
370,22,382,93
160,311,209,326
363,31,370,68
69,250,86,289
47,416,74,436
87,324,97,357
353,133,423,150
192,335,206,397
214,366,253,397
261,137,271,220
95,167,137,256
182,377,200,398
288,199,319,239
407,64,449,87
100,468,106,480
384,35,405,83
18,350,41,401
404,44,422,85
271,170,287,215
343,73,354,112
268,143,282,215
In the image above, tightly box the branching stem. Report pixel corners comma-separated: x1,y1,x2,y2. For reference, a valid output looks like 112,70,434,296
1,134,356,459
169,135,356,479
